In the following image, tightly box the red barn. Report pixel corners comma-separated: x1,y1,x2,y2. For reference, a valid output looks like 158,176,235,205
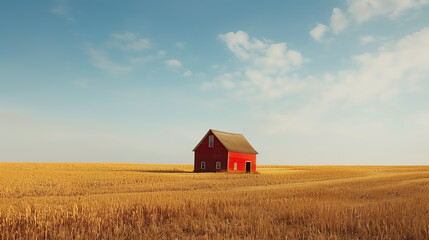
193,129,258,173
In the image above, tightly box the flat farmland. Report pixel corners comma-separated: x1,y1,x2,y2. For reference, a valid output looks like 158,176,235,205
0,163,428,239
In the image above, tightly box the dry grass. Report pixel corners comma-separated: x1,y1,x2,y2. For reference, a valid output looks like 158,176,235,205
0,163,428,239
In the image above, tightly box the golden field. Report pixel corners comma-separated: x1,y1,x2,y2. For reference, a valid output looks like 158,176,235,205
0,163,428,239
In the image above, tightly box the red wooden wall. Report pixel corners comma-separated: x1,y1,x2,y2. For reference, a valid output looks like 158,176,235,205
194,131,228,172
228,151,256,173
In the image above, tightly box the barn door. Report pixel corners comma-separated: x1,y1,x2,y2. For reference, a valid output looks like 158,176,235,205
245,162,251,173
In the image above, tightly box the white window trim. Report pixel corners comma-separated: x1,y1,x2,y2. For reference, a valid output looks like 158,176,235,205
216,162,221,170
208,135,214,148
201,162,206,170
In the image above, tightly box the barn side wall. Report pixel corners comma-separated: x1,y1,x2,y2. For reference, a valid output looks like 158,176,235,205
228,152,256,173
194,131,228,172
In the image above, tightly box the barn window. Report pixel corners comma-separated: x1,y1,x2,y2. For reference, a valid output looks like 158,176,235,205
201,162,206,169
234,163,237,171
208,135,214,147
216,162,221,170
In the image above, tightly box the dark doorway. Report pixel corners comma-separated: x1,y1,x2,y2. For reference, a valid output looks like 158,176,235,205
245,162,251,173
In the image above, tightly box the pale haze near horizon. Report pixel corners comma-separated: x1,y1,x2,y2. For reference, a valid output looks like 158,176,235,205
1,1,429,165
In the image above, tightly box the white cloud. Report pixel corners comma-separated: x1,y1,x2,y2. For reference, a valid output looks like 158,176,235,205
330,8,349,34
311,0,428,41
176,42,185,48
215,73,235,89
348,0,429,23
111,32,150,51
183,70,193,77
211,28,429,142
322,28,429,105
219,31,304,74
241,69,309,99
265,28,429,136
88,47,133,74
218,31,265,60
360,35,376,45
203,73,239,90
165,59,182,68
158,50,166,56
287,50,304,66
309,8,348,41
207,31,306,99
310,24,329,41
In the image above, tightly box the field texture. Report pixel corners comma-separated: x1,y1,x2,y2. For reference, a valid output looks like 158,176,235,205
0,163,428,239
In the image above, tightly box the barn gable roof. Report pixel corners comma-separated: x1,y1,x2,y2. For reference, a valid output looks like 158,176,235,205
193,129,258,154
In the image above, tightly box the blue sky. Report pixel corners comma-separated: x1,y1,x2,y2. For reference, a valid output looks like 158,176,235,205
1,0,429,165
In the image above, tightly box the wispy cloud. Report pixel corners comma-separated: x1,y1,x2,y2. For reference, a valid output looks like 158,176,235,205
165,59,182,68
311,0,429,41
219,31,303,72
207,27,429,140
409,111,429,128
87,47,133,74
158,50,166,56
360,35,376,45
204,72,239,89
72,78,89,87
310,0,429,41
112,32,136,41
183,70,193,77
85,31,159,73
309,8,348,42
205,31,306,99
50,0,73,21
348,0,429,23
129,56,153,64
309,24,330,42
322,28,429,104
265,27,429,135
330,8,348,34
111,32,151,51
